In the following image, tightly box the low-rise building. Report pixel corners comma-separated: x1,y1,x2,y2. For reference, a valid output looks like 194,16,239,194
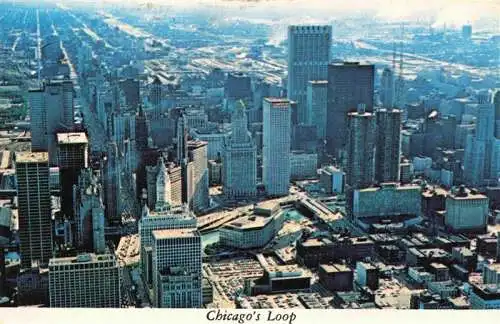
445,185,489,233
319,166,344,194
469,283,500,309
318,263,353,292
297,235,375,268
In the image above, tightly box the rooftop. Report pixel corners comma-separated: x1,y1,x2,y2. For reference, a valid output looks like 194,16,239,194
56,132,88,145
224,214,272,231
152,228,199,240
15,152,48,163
449,186,488,200
320,263,351,273
49,253,115,266
264,97,290,106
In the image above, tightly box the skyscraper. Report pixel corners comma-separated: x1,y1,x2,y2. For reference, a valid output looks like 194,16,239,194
15,152,52,268
103,142,120,223
327,62,375,157
346,105,376,188
263,98,291,196
149,76,163,119
306,80,328,139
463,101,496,186
492,89,500,139
375,109,402,183
380,67,394,108
135,105,149,152
29,80,75,164
187,140,209,213
152,228,202,308
56,132,89,220
288,25,332,125
48,253,121,308
139,205,197,289
223,100,257,198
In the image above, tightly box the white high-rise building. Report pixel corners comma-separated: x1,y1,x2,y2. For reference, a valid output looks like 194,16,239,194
464,101,496,186
139,206,197,289
152,228,202,308
48,253,121,308
287,25,332,125
263,98,291,196
223,100,257,198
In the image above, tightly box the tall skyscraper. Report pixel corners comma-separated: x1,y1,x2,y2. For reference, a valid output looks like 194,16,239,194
380,67,394,108
327,62,375,156
15,152,52,268
263,98,291,196
152,228,202,308
492,89,500,139
223,100,257,198
288,25,332,125
103,142,120,223
306,80,328,139
149,76,163,119
56,132,89,220
48,253,121,308
29,80,75,164
464,101,496,186
135,105,149,152
187,140,209,213
375,109,401,183
346,105,376,188
155,158,172,210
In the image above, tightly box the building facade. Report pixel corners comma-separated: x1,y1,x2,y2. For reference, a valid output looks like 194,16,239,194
263,98,291,196
375,108,401,183
16,152,52,268
48,253,121,308
152,228,202,308
287,25,332,125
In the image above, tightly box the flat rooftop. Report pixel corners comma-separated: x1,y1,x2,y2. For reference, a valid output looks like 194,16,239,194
152,228,199,240
15,152,48,163
320,263,351,273
49,253,115,266
57,132,88,145
264,97,290,106
223,214,272,231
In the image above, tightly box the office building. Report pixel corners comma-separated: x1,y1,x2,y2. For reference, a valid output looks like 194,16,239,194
356,262,379,290
103,142,120,223
263,98,291,197
318,264,353,292
296,235,375,268
15,152,52,268
306,80,328,139
146,158,183,210
375,109,401,183
152,228,202,308
445,186,489,233
48,253,121,308
483,263,500,285
319,165,345,194
287,25,332,124
327,62,375,156
352,183,422,222
149,76,163,119
463,102,496,186
380,67,394,108
139,206,197,288
73,168,105,252
223,100,257,198
346,105,376,188
469,283,500,309
188,140,209,213
494,89,500,139
462,25,472,40
56,132,89,219
29,80,74,164
135,105,149,152
290,152,318,180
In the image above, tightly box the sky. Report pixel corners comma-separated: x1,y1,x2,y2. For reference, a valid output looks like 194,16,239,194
16,0,500,31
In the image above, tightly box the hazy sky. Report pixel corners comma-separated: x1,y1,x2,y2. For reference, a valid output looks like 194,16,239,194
20,0,500,30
